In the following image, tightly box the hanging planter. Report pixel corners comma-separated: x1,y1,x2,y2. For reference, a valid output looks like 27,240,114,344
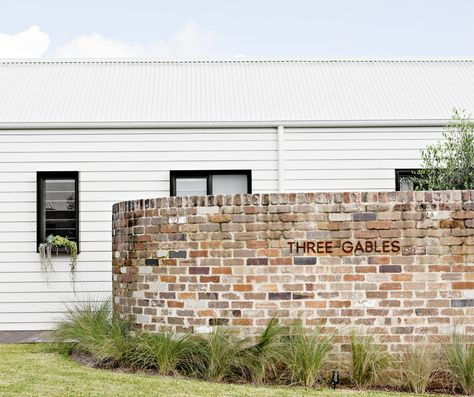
38,234,78,275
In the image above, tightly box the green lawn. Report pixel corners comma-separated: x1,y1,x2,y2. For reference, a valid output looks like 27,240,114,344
0,344,450,397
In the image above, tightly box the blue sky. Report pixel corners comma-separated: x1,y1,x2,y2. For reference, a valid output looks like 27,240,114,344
1,0,473,58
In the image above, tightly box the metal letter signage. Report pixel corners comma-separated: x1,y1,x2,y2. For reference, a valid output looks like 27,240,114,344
287,240,401,255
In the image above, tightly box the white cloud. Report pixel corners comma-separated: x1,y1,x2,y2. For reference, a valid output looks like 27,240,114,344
55,33,146,58
0,26,50,58
55,21,220,58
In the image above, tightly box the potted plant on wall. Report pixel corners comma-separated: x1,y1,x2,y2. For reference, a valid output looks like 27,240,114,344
38,234,78,285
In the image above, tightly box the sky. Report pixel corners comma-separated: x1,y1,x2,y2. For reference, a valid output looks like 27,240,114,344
0,0,473,59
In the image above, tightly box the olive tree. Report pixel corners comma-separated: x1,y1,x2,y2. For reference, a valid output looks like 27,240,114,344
416,109,474,190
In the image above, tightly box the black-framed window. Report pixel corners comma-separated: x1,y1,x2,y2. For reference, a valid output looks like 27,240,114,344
170,170,252,196
37,171,79,252
395,169,420,191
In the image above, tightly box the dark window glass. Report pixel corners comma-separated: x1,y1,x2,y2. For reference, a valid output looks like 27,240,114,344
170,170,251,196
37,172,79,251
395,169,420,191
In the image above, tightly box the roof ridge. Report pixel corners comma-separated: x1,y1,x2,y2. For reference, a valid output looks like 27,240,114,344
1,58,474,65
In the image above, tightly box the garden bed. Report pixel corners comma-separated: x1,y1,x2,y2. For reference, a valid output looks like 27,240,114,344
51,300,473,396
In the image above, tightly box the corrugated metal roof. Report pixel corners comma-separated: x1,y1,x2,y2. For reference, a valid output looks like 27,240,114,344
0,59,473,123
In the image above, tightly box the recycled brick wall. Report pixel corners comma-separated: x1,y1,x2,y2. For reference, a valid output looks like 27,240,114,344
112,191,474,352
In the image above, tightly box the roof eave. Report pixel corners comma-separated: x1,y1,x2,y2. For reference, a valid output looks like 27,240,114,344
0,119,453,130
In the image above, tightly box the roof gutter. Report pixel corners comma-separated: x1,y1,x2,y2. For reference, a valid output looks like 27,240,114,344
0,119,452,130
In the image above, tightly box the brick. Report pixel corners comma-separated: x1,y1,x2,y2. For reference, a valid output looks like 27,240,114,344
169,250,186,259
233,284,253,291
391,274,412,282
343,274,365,281
305,301,326,308
200,276,220,283
209,318,229,326
440,219,464,228
392,326,414,334
198,292,218,300
269,292,291,300
189,267,209,275
161,259,177,266
233,318,253,326
212,267,232,275
379,265,402,273
246,240,269,249
258,249,280,257
329,300,351,308
294,257,317,265
452,211,474,219
292,292,314,300
209,214,231,223
145,259,159,266
366,221,391,230
167,301,184,308
415,308,438,316
353,213,377,221
379,282,401,290
354,230,379,238
234,250,255,258
329,213,351,221
368,257,390,265
247,258,268,266
355,266,377,273
190,250,208,258
452,282,474,289
160,276,176,283
270,257,292,266
451,299,474,307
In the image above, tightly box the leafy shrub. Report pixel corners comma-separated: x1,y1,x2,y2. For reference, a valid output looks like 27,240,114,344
349,330,391,389
445,333,474,395
283,323,334,387
55,298,132,367
416,109,474,190
400,345,438,394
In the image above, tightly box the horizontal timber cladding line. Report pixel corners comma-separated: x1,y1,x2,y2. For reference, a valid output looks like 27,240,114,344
112,190,474,352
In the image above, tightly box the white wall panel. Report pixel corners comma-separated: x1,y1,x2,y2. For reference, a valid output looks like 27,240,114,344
283,126,440,192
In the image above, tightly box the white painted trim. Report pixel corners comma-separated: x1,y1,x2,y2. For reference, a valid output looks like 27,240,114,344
0,119,452,130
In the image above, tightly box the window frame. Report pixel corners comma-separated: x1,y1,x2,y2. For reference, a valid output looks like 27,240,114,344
395,169,420,191
36,171,80,253
170,170,252,196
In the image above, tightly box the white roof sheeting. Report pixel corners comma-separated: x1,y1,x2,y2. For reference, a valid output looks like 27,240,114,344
0,59,473,123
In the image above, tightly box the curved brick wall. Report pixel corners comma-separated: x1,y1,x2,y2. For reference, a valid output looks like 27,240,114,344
112,191,474,351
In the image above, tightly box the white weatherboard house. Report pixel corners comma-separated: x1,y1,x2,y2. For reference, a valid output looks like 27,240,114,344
1,59,474,340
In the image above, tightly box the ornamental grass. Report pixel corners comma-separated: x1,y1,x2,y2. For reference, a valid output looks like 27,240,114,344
55,300,474,395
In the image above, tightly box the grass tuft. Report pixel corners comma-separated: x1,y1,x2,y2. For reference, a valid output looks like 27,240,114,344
245,318,290,384
283,322,334,387
349,330,391,389
444,333,474,395
127,332,197,376
55,298,132,367
198,327,249,383
400,345,438,394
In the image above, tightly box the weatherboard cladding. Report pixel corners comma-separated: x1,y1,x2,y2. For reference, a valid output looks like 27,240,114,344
1,59,474,123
